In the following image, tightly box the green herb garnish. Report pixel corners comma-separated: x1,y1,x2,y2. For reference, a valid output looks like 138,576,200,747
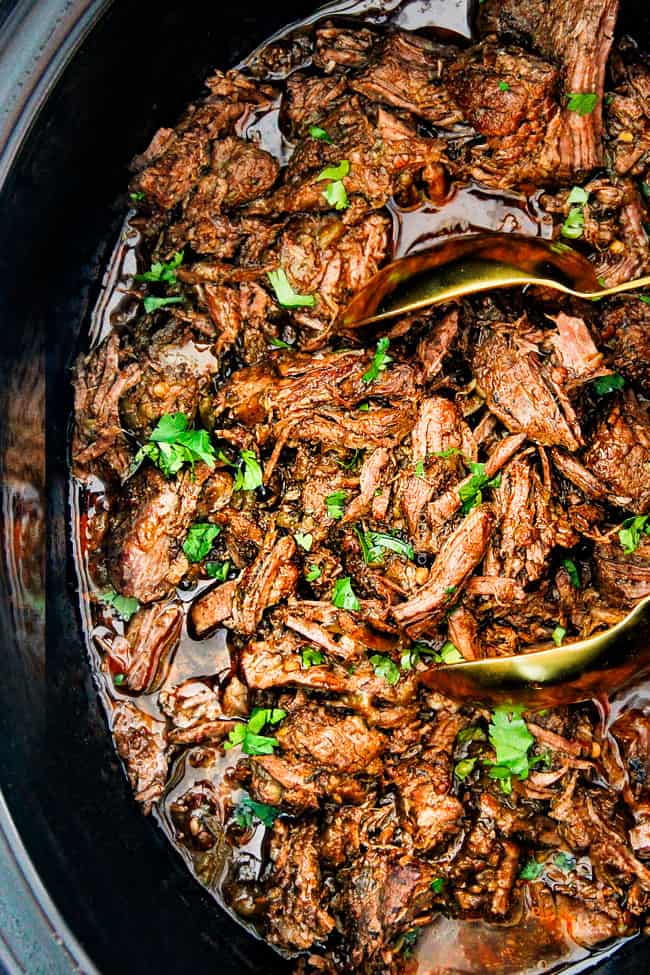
294,531,313,551
301,647,325,669
486,704,543,794
317,160,350,181
355,526,414,564
362,337,391,385
430,877,445,893
183,523,220,563
269,336,292,349
432,447,461,459
498,81,510,92
566,92,598,115
326,490,347,520
143,295,184,314
99,589,140,622
322,180,349,210
456,726,486,744
458,462,501,514
433,641,463,664
131,412,216,479
113,673,127,686
267,268,316,308
553,851,577,873
135,250,184,285
218,448,263,492
454,757,477,780
224,707,286,756
519,859,544,881
206,560,230,581
561,206,585,240
552,625,566,646
233,794,279,829
130,191,145,202
619,514,650,554
369,653,400,686
331,577,360,611
566,186,589,206
562,558,581,588
309,125,333,143
306,565,322,582
414,460,425,478
592,373,625,395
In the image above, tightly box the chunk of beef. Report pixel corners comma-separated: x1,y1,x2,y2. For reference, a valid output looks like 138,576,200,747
594,537,650,607
472,330,582,451
240,632,350,694
600,300,650,388
484,456,557,587
582,391,650,514
313,23,377,73
283,73,348,135
342,447,392,523
72,333,141,480
159,677,237,744
241,754,369,811
548,313,604,383
189,579,237,638
336,848,435,967
351,29,463,127
265,820,335,950
131,71,276,210
108,465,210,603
605,48,650,178
108,601,182,692
276,707,386,774
393,505,495,634
120,325,219,440
230,535,298,634
112,702,167,811
478,0,618,178
417,308,459,381
281,402,416,452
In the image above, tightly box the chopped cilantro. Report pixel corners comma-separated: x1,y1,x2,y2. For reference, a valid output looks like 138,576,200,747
135,250,183,285
206,560,230,582
414,460,425,478
434,641,463,664
567,92,598,115
218,448,263,492
454,757,477,780
553,625,566,646
456,726,486,744
362,337,392,385
553,851,577,873
430,877,445,893
355,526,414,564
369,653,400,686
562,558,581,588
640,295,650,306
486,704,544,794
306,565,322,582
432,447,461,459
498,81,510,92
326,490,347,520
592,373,625,395
331,576,360,611
301,647,325,669
336,448,364,471
619,514,650,554
566,186,589,206
99,589,140,622
233,794,279,829
458,462,501,514
519,859,544,881
131,412,216,479
400,644,430,670
322,180,349,210
267,268,316,308
112,673,127,686
445,585,457,595
269,336,292,349
309,125,333,143
358,401,370,412
641,181,650,199
130,191,145,202
224,707,286,755
294,531,313,551
143,295,184,314
183,523,220,563
316,159,350,181
561,206,585,240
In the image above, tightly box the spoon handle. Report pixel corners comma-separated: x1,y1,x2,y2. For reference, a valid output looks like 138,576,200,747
582,274,650,300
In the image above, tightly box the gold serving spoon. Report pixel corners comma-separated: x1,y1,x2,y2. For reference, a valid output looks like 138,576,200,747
339,232,650,329
421,595,650,708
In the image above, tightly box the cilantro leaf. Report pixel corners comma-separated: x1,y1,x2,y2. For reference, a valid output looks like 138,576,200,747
414,460,425,478
553,851,577,873
498,81,510,92
206,560,230,581
454,757,477,780
183,523,220,563
308,125,333,143
433,641,463,664
99,589,140,622
130,191,145,202
486,704,539,793
430,877,445,893
566,186,589,206
322,180,349,210
218,448,263,492
135,251,184,285
301,647,325,668
619,515,650,554
326,490,347,520
640,295,650,306
592,373,625,395
456,726,486,744
306,565,322,582
316,160,350,181
553,625,566,646
432,447,461,459
331,577,360,611
143,295,184,314
561,206,585,240
458,462,501,514
369,653,400,686
269,336,292,349
562,558,581,588
131,412,216,478
113,673,127,686
400,644,431,670
519,859,544,881
295,531,313,551
267,268,316,308
362,337,392,385
233,794,279,829
224,707,286,755
567,92,598,115
355,527,414,564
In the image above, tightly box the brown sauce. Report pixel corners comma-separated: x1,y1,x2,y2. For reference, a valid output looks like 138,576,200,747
68,0,648,971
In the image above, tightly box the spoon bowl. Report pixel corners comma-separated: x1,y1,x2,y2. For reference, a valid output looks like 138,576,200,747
421,595,650,707
339,232,650,329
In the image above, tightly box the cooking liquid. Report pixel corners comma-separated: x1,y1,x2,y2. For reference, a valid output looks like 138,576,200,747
68,0,645,971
